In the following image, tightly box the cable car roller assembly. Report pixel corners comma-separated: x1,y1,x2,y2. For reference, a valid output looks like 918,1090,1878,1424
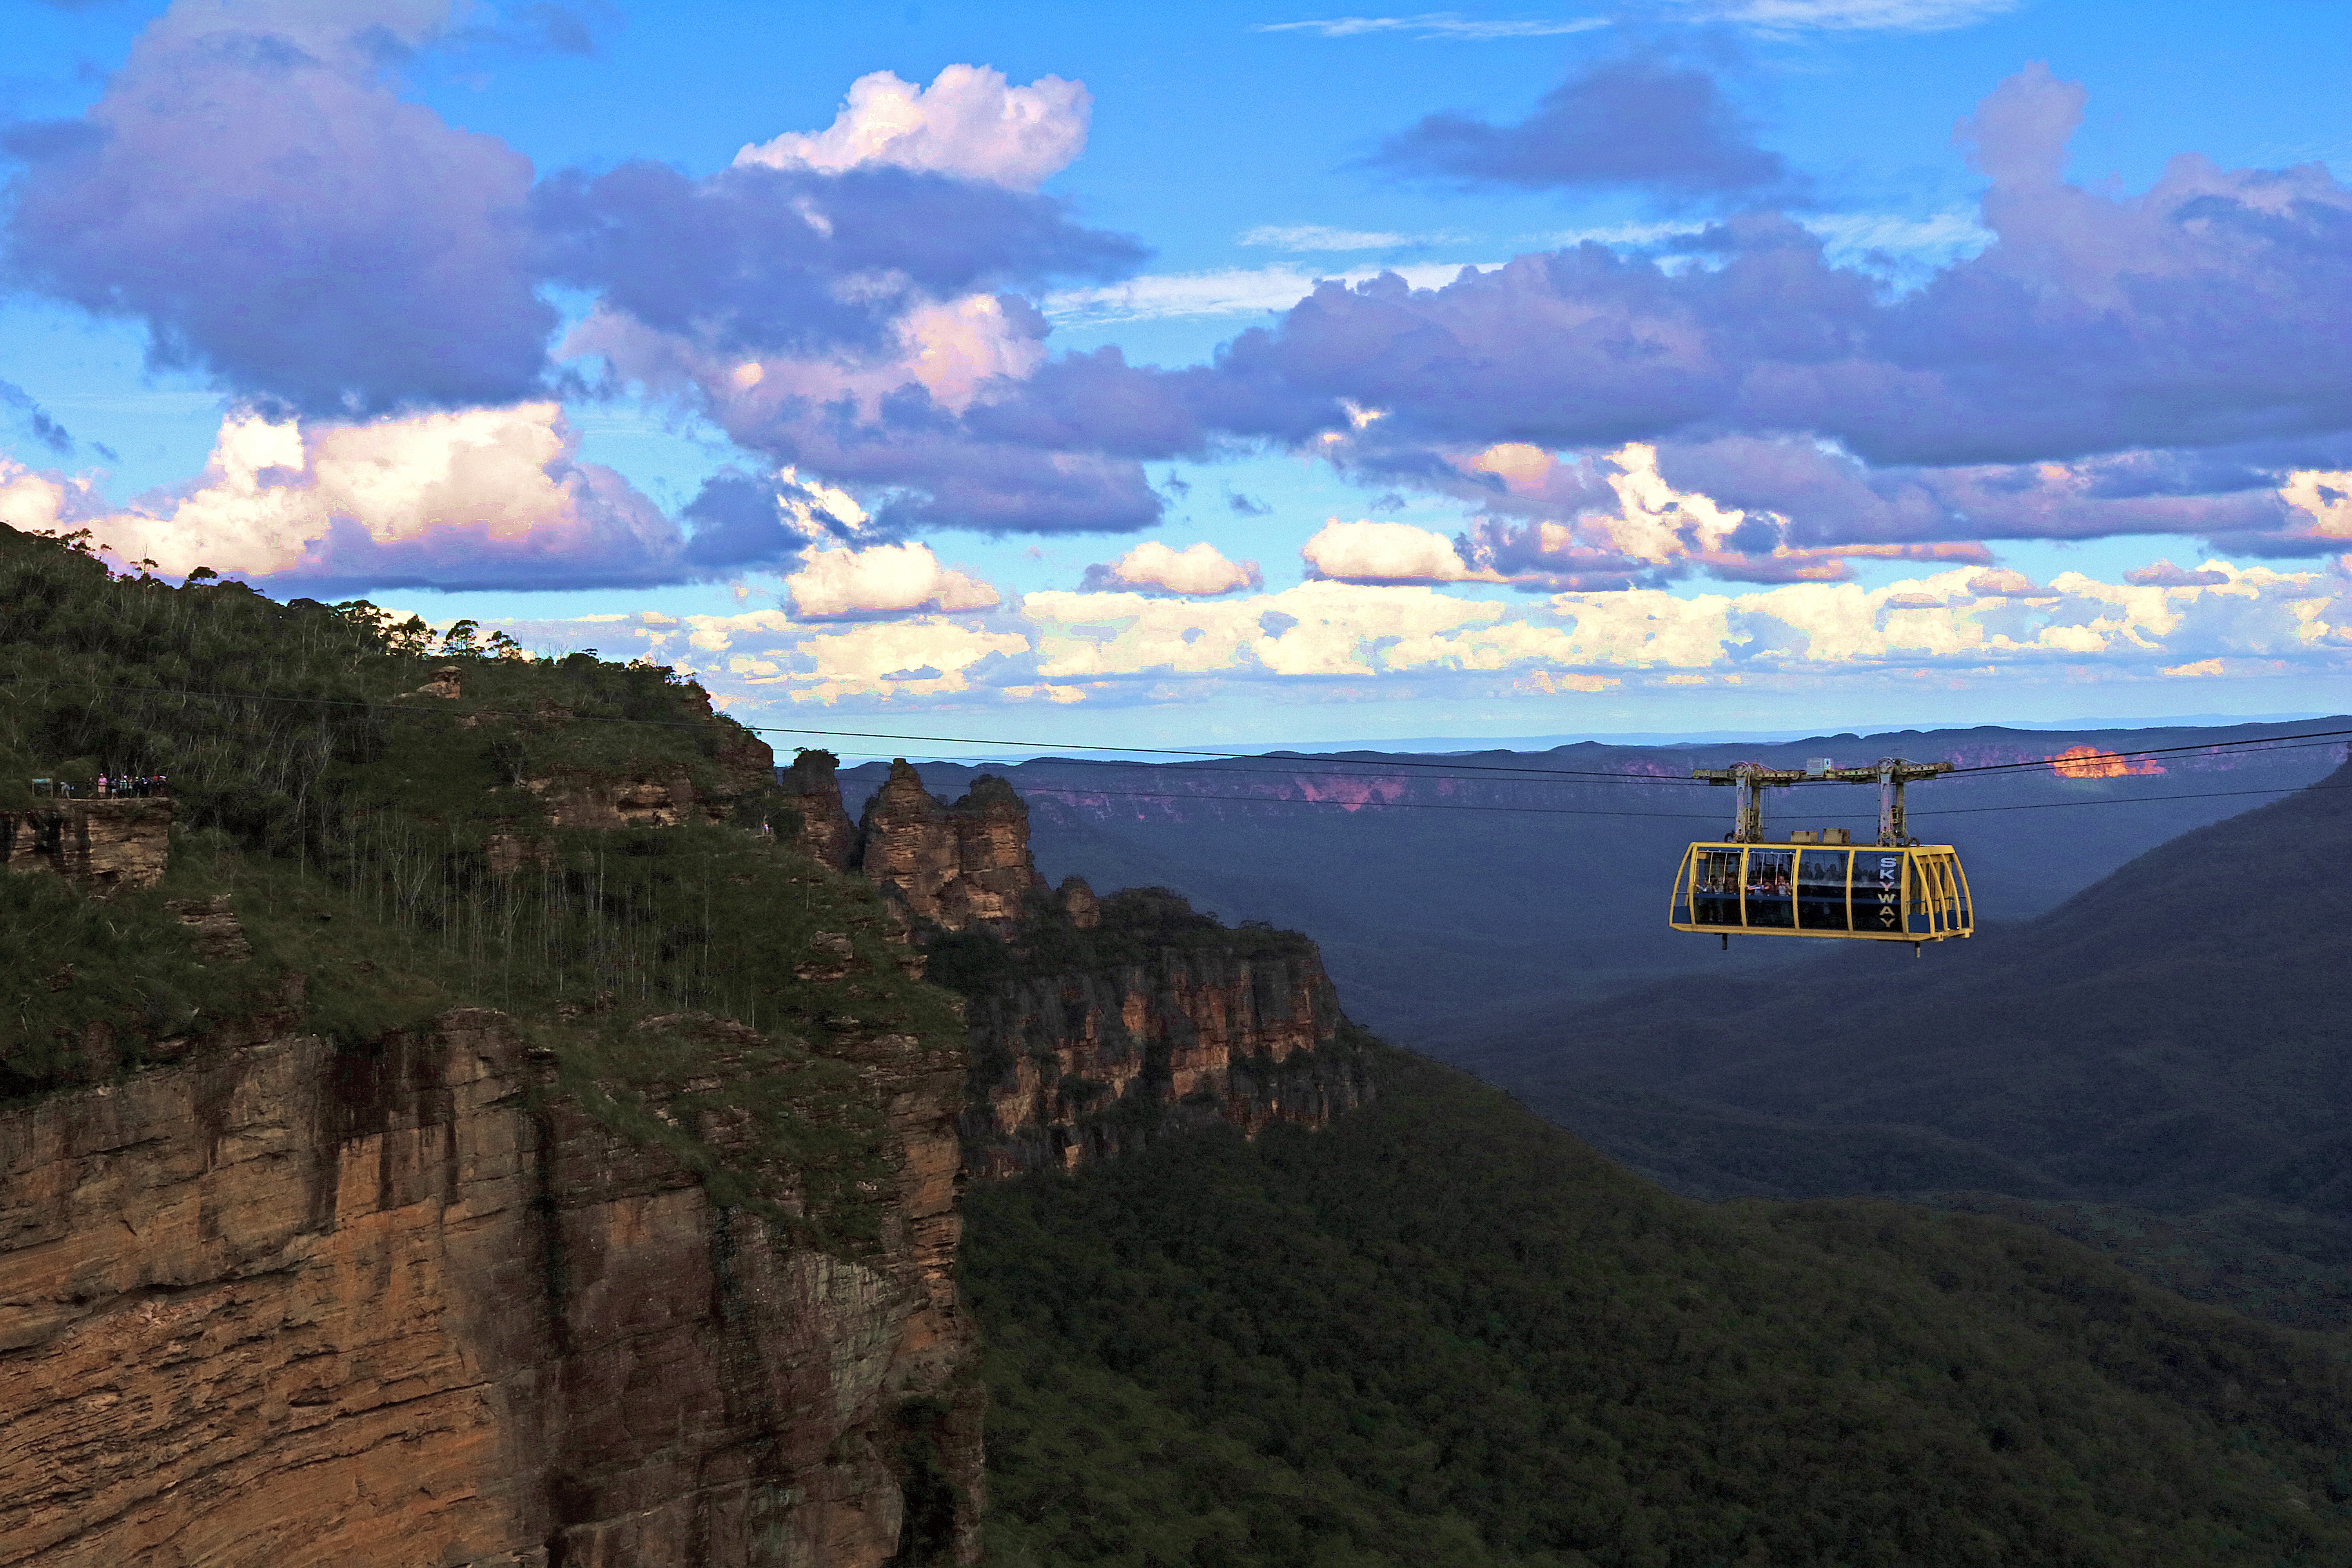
1670,757,1973,955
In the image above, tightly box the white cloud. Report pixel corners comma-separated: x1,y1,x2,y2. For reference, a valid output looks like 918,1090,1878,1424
1253,14,1608,39
1026,579,1518,679
784,541,1000,619
1437,441,1991,587
1301,519,1503,583
1084,540,1263,596
595,554,2352,715
2283,469,2352,539
788,621,1031,702
572,290,1047,421
0,461,80,537
735,65,1091,189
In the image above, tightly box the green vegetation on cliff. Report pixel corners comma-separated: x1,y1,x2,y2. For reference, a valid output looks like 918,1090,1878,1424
0,524,958,1248
967,1042,2352,1568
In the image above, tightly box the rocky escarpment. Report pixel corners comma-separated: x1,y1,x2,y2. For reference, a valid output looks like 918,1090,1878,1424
781,754,1044,936
950,891,1373,1179
778,749,858,871
504,681,779,833
777,760,1375,1177
0,799,171,895
0,1007,979,1567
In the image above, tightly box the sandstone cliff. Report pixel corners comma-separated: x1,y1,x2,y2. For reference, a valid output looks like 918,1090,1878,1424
0,1006,980,1567
0,799,171,895
785,764,1376,1178
848,763,1043,936
777,749,857,871
940,890,1374,1180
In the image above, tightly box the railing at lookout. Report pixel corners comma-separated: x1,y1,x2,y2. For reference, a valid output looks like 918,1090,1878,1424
27,777,172,801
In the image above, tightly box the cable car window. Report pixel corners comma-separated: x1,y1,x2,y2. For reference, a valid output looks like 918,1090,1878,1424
1746,849,1795,928
1693,848,1742,926
1857,852,1904,933
1797,850,1850,930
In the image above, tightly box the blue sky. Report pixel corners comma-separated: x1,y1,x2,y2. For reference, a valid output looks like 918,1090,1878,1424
3,0,2349,755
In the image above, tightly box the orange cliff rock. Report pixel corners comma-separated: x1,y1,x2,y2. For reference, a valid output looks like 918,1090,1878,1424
0,1009,982,1567
848,763,1044,936
515,685,779,833
0,799,171,896
778,748,858,871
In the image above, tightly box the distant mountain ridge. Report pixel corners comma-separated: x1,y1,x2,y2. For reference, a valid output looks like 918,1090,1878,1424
819,721,2347,1042
1436,754,2352,1322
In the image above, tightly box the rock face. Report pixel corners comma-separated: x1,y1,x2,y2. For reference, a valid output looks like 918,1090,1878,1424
1056,877,1100,931
0,799,171,895
959,898,1372,1180
523,769,742,829
777,750,858,871
851,764,1043,935
0,1009,981,1567
163,893,252,963
522,692,777,833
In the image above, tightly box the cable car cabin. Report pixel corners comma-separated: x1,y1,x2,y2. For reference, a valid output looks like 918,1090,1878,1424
1671,756,1973,952
1669,841,1971,945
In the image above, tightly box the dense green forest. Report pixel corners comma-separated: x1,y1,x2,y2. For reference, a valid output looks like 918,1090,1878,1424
968,1042,2352,1567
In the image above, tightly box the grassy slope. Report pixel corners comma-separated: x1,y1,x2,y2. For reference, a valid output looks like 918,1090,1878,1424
968,1044,2352,1568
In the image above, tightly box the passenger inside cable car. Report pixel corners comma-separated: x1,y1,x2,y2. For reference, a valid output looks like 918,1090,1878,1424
1796,850,1849,930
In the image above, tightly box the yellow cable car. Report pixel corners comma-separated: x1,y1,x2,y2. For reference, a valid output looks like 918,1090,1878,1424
1668,757,1973,953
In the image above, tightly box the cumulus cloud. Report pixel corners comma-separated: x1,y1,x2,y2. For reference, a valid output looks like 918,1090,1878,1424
3,1,1144,535
1372,56,1793,198
535,159,1141,366
17,22,2352,595
734,65,1092,190
783,542,1000,618
1354,442,1993,589
553,70,1155,539
63,403,682,590
0,460,87,539
1082,540,1263,595
1301,519,1504,583
5,0,554,416
1215,65,2352,475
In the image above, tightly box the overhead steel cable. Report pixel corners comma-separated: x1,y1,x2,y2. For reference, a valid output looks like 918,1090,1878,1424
0,673,1716,785
6,672,2343,793
1933,726,2352,775
997,778,2352,820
